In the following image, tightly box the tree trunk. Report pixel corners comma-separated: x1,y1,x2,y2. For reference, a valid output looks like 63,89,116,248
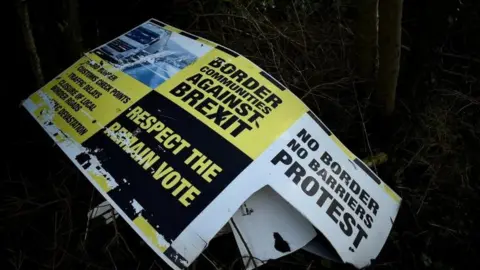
377,0,403,115
16,0,44,88
64,0,84,60
354,0,378,83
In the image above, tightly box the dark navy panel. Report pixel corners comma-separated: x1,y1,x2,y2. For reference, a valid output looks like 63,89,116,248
82,91,252,242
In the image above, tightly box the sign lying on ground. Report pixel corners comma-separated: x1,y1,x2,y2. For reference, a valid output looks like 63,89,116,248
23,19,401,269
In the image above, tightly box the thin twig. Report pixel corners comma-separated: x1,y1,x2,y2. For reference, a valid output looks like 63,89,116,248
15,0,44,87
230,219,258,269
83,188,96,242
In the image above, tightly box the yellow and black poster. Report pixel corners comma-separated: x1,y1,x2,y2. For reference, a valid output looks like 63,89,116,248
23,19,401,270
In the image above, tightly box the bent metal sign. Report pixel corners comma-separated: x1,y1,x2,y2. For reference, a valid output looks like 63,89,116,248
23,19,401,269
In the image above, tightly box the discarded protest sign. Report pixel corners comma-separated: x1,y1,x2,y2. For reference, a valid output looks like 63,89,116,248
23,19,401,269
231,116,401,268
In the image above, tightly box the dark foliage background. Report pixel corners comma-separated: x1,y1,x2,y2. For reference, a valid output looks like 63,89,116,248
2,0,479,269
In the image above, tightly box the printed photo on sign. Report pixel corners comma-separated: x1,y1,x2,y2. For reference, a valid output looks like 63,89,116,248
95,20,212,89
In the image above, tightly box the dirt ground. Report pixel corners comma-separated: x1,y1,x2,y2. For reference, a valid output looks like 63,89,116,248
2,0,479,269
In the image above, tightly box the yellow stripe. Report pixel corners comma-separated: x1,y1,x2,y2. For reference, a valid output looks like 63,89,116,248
133,216,169,252
54,133,66,143
88,171,112,192
198,38,217,47
330,135,356,160
383,184,401,204
163,25,180,33
33,105,49,119
30,92,43,105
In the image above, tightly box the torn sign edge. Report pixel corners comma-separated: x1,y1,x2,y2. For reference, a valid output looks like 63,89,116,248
229,112,402,269
22,67,269,270
230,185,317,270
22,79,185,270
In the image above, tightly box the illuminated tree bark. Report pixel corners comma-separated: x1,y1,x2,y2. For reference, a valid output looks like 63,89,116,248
377,0,403,115
354,0,378,82
16,0,44,87
64,0,84,59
